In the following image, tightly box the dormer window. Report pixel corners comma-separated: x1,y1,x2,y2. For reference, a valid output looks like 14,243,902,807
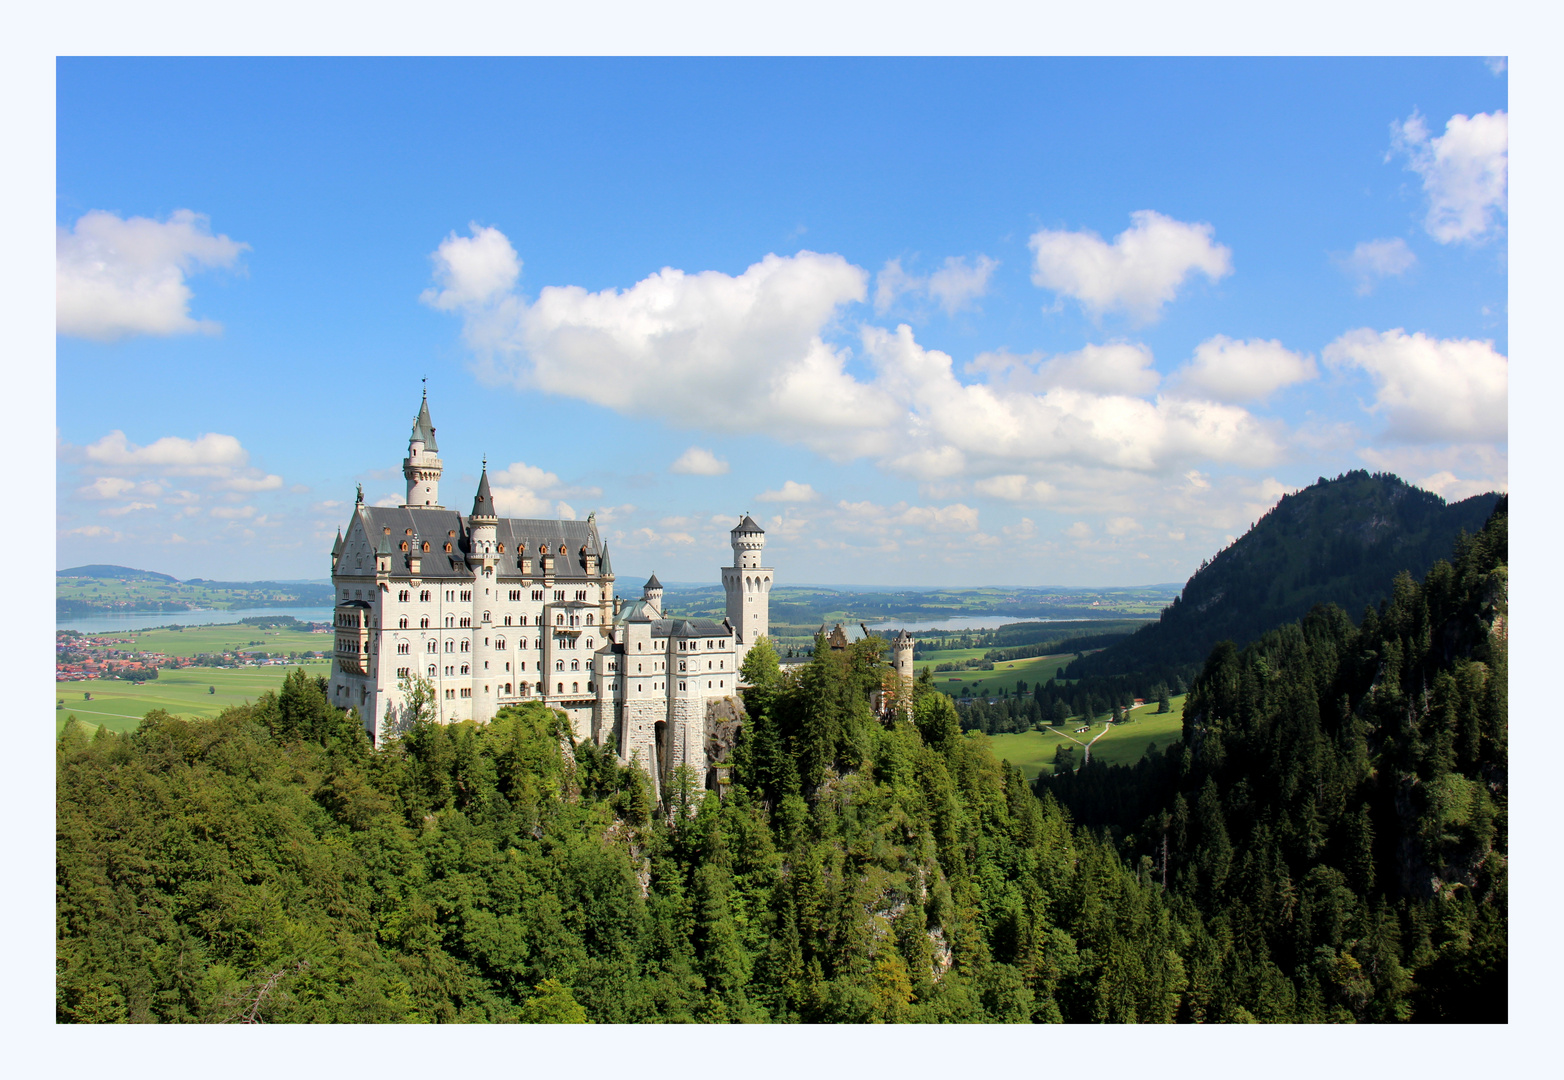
422,541,431,552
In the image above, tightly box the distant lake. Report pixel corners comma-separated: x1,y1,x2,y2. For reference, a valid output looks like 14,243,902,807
853,615,1068,636
57,606,334,635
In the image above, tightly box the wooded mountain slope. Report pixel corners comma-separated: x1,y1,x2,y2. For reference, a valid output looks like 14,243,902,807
1067,472,1499,682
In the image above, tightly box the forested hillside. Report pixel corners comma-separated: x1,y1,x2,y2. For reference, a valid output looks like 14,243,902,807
56,499,1506,1023
1067,472,1499,685
1043,498,1507,1021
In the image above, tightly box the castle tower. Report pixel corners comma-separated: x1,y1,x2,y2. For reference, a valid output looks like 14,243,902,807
722,514,772,666
893,629,915,716
469,463,501,722
598,541,616,630
468,461,497,556
402,388,443,508
642,573,663,618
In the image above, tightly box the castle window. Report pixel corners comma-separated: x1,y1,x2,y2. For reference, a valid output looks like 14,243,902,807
504,615,512,626
445,590,454,602
570,660,579,671
427,665,436,677
482,611,489,622
555,660,564,671
519,615,528,626
588,682,594,693
460,664,469,675
449,531,457,538
460,617,471,628
461,687,470,698
556,614,564,625
422,541,430,552
446,615,454,627
460,640,470,652
497,543,505,553
406,528,413,536
427,641,437,653
397,667,409,678
533,590,544,601
420,617,429,629
445,640,454,652
461,591,471,602
509,590,521,602
585,614,594,625
572,682,578,693
445,689,455,700
399,618,408,629
505,683,512,694
559,544,567,555
400,542,408,551
585,639,593,649
397,642,410,655
496,639,506,650
445,665,454,676
420,590,431,602
398,590,409,602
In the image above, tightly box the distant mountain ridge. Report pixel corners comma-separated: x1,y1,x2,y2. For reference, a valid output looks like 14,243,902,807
58,565,178,582
1066,471,1502,680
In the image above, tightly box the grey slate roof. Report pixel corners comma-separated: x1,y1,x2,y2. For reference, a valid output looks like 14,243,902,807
411,393,438,451
357,507,604,581
732,515,764,535
644,573,662,590
651,617,731,639
471,466,495,519
600,543,613,578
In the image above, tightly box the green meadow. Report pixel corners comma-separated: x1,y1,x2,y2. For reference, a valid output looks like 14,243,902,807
983,695,1188,781
918,652,1075,698
55,661,333,735
104,623,332,658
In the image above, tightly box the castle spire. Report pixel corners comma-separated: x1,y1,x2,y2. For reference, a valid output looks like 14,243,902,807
402,385,444,508
471,460,495,519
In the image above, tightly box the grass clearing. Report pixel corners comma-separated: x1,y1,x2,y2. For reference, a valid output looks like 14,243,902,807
111,624,331,658
921,652,1074,698
984,695,1187,780
55,661,332,736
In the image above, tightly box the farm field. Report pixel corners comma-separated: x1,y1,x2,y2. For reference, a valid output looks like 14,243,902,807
110,623,331,657
55,661,332,735
920,652,1075,697
985,695,1188,780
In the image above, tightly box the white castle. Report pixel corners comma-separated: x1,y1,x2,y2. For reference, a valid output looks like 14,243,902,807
328,390,774,797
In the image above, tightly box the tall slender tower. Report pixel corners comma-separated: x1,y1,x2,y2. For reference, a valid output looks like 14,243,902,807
893,629,915,717
722,514,772,666
402,388,443,508
469,462,500,723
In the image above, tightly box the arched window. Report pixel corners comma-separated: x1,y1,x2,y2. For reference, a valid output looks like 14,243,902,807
427,641,437,653
505,683,512,694
585,638,593,649
559,544,567,555
445,640,454,652
444,542,452,553
555,660,564,671
585,614,594,625
422,541,430,552
419,617,429,629
557,682,563,693
555,614,564,625
496,639,506,650
572,681,579,693
570,660,579,671
398,617,408,629
400,541,408,551
504,614,512,626
497,543,505,553
483,611,490,622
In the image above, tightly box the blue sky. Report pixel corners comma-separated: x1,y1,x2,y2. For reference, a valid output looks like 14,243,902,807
55,57,1509,586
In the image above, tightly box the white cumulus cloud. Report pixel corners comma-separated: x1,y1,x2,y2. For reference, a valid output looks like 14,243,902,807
1389,110,1508,244
1323,328,1507,443
1172,336,1318,403
875,254,997,316
420,223,522,311
57,209,248,341
1028,210,1232,322
757,480,818,503
669,447,730,476
1335,238,1417,295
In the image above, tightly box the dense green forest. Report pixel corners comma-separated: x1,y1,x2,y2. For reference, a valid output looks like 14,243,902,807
56,501,1506,1023
1067,472,1500,686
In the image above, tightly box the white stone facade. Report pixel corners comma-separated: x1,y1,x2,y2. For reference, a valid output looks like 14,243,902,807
329,391,770,797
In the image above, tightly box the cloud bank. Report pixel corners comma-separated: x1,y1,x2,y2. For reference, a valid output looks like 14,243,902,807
57,209,248,341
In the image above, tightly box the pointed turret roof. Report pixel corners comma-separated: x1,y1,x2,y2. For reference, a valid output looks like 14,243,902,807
376,531,393,556
600,543,614,578
332,528,343,555
732,514,764,535
471,462,495,518
410,390,438,452
645,572,662,590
